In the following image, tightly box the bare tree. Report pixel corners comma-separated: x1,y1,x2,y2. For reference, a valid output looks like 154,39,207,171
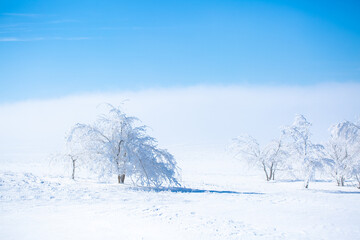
229,135,287,181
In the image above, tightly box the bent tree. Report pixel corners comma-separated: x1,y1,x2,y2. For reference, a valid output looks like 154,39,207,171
67,105,180,187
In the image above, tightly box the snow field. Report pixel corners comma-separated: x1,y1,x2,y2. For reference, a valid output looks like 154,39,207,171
1,146,360,239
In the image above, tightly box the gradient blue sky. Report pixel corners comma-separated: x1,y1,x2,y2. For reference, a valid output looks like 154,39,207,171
1,0,360,102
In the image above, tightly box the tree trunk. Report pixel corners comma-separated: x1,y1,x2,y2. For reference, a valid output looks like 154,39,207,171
71,158,76,180
336,176,345,186
263,163,270,181
269,163,274,181
118,174,125,184
72,165,75,180
304,179,309,188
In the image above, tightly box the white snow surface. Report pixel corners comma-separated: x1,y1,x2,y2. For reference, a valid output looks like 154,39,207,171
1,145,360,240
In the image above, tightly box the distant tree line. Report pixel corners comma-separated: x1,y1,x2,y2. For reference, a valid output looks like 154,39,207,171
229,114,360,189
58,104,360,190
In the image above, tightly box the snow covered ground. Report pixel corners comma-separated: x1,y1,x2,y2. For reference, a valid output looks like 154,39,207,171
1,145,360,240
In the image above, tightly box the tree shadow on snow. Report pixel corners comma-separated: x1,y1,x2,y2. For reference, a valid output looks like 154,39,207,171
272,179,303,183
275,179,333,183
315,189,360,194
132,186,263,195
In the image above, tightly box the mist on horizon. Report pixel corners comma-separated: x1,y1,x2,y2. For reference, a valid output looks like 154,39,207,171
0,83,359,165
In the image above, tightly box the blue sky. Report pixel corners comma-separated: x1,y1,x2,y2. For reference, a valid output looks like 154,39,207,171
1,0,360,102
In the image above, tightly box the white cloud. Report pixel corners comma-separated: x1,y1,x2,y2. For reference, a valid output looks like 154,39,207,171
0,37,44,42
0,37,89,42
0,37,21,42
48,19,78,24
0,83,359,163
51,37,90,40
2,13,41,17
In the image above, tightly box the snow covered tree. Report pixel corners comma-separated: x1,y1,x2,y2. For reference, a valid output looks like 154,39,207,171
325,138,349,186
65,127,91,180
49,135,89,180
353,164,360,189
67,105,180,187
325,121,360,187
282,114,325,188
351,120,360,188
229,135,287,181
